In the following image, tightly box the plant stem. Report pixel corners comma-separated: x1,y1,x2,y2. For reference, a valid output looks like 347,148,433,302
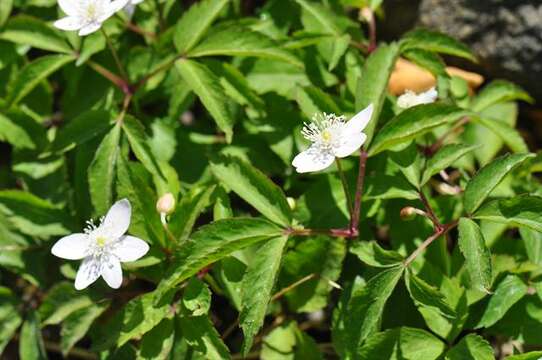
271,273,316,302
87,60,128,92
335,158,354,218
419,190,442,230
426,117,470,155
101,28,128,81
351,150,368,235
404,220,458,266
134,56,178,91
126,21,156,39
286,227,355,238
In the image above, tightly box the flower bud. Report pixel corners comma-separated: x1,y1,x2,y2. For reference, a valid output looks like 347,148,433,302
400,206,420,221
156,193,175,215
287,197,296,210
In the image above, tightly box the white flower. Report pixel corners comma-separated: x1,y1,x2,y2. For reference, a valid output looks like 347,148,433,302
397,87,438,109
54,0,130,36
124,0,144,18
51,199,149,290
292,104,374,173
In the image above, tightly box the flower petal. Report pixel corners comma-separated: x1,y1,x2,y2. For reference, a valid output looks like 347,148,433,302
334,132,367,158
108,0,131,14
54,16,83,31
112,235,149,262
344,104,374,134
51,233,89,260
58,0,79,16
101,258,123,289
292,146,335,173
78,22,102,36
103,198,131,238
75,257,101,290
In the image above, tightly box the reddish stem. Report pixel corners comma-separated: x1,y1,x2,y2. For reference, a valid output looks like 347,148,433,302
351,150,368,234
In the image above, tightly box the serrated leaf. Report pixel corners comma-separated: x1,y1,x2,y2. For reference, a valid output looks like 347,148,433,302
400,28,476,62
169,185,216,242
182,278,211,317
463,153,534,214
0,190,71,237
261,321,323,360
421,143,479,185
445,334,493,360
405,270,456,319
350,241,403,268
38,282,93,326
473,117,528,154
0,287,22,355
358,327,446,360
19,312,47,360
369,103,469,156
174,0,230,54
295,0,343,35
188,24,303,68
506,352,542,360
0,15,72,53
389,142,423,189
474,196,542,233
138,318,175,360
458,218,492,292
154,218,283,305
179,313,231,360
175,59,235,142
88,122,121,215
52,110,113,153
60,302,109,356
356,43,400,146
403,49,448,78
471,80,533,112
240,236,288,355
7,54,75,107
476,275,527,329
210,155,292,227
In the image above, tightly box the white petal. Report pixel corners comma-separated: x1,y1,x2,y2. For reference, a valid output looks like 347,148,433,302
292,146,335,173
131,0,144,4
58,0,79,16
78,22,102,36
334,132,367,158
108,0,131,13
75,257,101,290
102,198,131,238
420,87,438,103
51,233,89,260
54,16,83,31
112,235,149,262
344,104,374,134
101,258,123,289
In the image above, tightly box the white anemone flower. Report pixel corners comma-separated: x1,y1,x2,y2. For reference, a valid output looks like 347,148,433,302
54,0,130,36
292,104,374,173
52,199,149,290
397,87,438,109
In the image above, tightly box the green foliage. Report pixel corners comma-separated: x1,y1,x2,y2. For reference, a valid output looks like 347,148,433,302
0,0,539,358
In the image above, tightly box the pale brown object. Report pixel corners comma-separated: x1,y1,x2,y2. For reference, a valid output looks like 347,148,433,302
388,58,484,95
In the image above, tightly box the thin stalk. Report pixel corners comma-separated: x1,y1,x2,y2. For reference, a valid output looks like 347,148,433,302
271,273,316,302
404,220,458,266
87,60,127,91
285,227,355,238
335,158,354,218
101,28,128,81
427,117,470,155
126,21,156,39
351,150,368,234
419,190,442,230
135,56,178,91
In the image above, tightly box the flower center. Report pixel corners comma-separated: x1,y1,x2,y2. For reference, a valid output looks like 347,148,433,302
96,236,107,247
321,130,332,143
86,3,98,19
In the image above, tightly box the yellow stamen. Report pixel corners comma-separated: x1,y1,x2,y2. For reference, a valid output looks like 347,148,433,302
322,130,332,142
96,236,107,247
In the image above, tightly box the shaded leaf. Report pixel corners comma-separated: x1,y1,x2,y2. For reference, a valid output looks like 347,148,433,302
471,80,533,112
421,143,479,185
169,185,216,242
350,241,403,268
458,218,492,292
474,196,542,233
445,334,493,360
0,15,71,53
19,312,47,360
405,270,456,319
401,28,476,62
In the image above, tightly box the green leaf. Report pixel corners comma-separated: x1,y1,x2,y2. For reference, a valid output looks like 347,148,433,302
389,142,423,189
240,236,288,355
188,24,303,68
445,334,493,360
154,218,283,305
463,153,534,214
405,270,456,319
175,59,235,142
356,43,400,146
182,278,211,317
0,190,71,237
457,218,492,292
0,287,22,355
92,291,175,350
369,103,469,156
261,321,323,360
138,318,175,360
350,241,404,268
52,110,113,153
178,313,231,360
122,115,166,181
334,266,404,358
474,196,542,233
421,144,479,185
295,86,341,118
7,54,75,107
169,185,216,242
19,312,47,360
0,112,40,150
295,0,343,35
471,80,533,112
60,302,109,356
400,28,476,62
88,122,121,215
506,352,542,360
358,327,446,360
520,228,542,265
476,275,527,329
173,0,230,54
38,282,93,326
0,15,72,53
473,117,528,154
210,155,292,227
0,0,12,26
403,49,448,78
